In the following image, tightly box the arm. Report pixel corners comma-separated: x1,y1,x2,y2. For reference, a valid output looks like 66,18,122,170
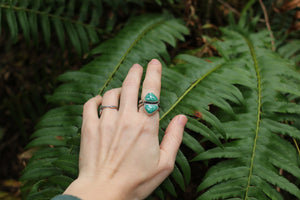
62,59,187,200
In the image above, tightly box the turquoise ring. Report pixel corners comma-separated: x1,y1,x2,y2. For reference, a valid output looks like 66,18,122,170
138,92,160,115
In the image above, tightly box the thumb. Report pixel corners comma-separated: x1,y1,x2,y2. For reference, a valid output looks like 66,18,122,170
160,115,187,163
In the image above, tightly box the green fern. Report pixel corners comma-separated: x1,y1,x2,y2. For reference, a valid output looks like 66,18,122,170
20,10,300,200
277,39,300,65
0,0,153,54
0,0,106,53
190,21,300,199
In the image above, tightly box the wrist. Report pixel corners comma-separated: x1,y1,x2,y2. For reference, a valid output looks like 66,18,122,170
64,177,133,200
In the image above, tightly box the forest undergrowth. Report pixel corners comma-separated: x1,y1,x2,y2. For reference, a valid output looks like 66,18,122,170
0,0,299,199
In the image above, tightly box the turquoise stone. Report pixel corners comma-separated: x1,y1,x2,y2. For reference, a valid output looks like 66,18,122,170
143,93,159,114
145,92,158,102
144,104,159,114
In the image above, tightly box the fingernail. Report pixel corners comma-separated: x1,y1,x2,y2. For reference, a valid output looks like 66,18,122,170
132,63,142,68
150,59,161,65
177,115,188,126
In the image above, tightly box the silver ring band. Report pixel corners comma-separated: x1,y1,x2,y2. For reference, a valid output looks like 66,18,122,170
99,105,118,115
138,100,160,108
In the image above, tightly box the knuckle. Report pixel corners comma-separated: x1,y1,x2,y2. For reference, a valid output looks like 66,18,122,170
119,112,138,130
82,124,98,139
170,134,182,147
141,116,158,133
122,79,137,87
164,161,175,173
83,100,93,111
120,118,133,130
141,122,153,133
103,89,117,98
100,121,115,133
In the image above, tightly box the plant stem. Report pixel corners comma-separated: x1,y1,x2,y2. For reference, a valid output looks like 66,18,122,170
244,36,262,200
293,138,300,155
258,0,276,51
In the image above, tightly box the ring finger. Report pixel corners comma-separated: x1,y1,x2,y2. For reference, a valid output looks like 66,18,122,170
99,88,121,118
98,88,121,162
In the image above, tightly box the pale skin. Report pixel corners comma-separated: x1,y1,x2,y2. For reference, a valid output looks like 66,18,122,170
64,59,187,200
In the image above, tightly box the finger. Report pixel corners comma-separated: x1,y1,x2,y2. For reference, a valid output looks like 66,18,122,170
82,95,102,123
79,95,102,174
98,88,121,162
119,64,143,112
159,115,187,165
100,88,121,117
140,59,162,116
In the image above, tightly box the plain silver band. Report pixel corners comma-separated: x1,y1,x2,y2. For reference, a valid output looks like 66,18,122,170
99,105,118,115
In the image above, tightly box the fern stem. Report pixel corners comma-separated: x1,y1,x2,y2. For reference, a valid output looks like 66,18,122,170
160,62,223,122
98,20,165,95
0,4,103,33
244,36,262,200
293,138,300,155
285,119,300,155
258,0,275,51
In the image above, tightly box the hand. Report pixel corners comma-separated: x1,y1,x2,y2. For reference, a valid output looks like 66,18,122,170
63,59,187,200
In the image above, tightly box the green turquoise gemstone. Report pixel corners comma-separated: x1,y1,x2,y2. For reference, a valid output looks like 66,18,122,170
143,93,159,114
144,104,159,114
145,92,158,102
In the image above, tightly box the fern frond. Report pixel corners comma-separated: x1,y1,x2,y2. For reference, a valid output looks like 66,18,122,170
193,23,300,200
21,13,189,199
277,39,300,64
20,6,300,200
0,0,105,53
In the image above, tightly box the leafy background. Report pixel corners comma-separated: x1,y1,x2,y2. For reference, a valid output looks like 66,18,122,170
0,0,300,199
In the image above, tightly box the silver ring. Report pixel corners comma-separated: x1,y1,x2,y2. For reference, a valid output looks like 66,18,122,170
99,105,118,115
138,92,160,115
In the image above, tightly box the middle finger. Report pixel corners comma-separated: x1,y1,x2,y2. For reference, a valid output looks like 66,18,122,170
119,64,143,113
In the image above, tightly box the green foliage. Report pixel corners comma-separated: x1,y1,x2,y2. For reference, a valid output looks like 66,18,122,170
277,39,300,64
19,3,300,200
191,22,300,200
0,0,157,54
0,0,104,53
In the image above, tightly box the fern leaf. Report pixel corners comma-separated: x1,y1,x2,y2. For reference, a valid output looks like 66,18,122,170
0,0,104,53
5,2,18,41
28,7,38,45
277,39,300,64
16,8,30,42
41,11,51,47
194,22,300,200
48,175,74,189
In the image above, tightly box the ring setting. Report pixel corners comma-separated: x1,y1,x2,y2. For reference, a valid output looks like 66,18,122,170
99,105,118,115
138,92,160,115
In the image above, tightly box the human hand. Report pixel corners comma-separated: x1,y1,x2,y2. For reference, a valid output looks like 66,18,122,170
63,59,187,200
